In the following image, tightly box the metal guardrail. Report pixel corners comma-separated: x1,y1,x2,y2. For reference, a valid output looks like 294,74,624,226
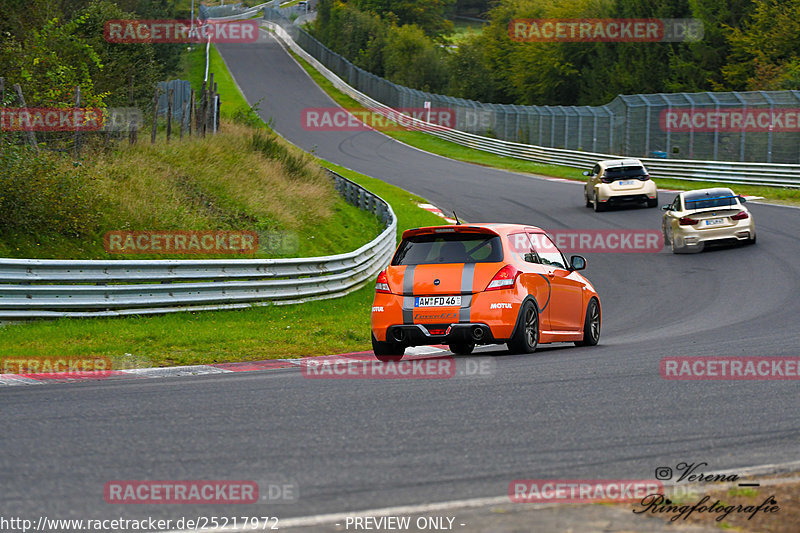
208,3,269,21
0,171,396,319
265,17,800,188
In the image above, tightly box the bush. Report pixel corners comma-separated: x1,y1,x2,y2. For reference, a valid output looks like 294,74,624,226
0,146,102,238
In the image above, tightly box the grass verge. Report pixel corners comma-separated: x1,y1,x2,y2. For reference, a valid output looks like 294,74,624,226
0,166,444,366
180,43,260,123
0,121,381,259
287,49,800,206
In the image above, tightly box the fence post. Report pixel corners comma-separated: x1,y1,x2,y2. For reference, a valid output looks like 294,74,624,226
199,80,207,137
13,84,39,152
73,86,82,157
625,104,631,156
151,88,159,144
213,81,218,133
180,95,187,140
687,94,695,159
189,89,195,137
761,91,775,164
642,96,651,156
166,86,173,143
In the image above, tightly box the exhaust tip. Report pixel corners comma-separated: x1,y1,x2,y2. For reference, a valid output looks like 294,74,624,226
392,328,406,343
472,326,485,341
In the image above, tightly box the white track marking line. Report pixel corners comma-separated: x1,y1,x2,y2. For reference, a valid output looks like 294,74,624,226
163,460,800,532
0,375,45,386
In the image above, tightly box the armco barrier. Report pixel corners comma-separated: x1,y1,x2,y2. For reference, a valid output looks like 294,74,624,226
264,15,800,187
0,171,396,319
207,3,269,21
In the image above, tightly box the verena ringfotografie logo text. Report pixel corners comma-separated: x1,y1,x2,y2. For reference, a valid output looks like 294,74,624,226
661,357,800,380
104,231,258,255
302,108,454,132
509,480,663,503
104,20,258,44
1,357,112,375
509,19,703,42
661,109,800,132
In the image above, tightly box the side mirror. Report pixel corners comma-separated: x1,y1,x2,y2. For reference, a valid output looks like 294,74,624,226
582,171,590,176
523,252,537,263
738,195,747,203
570,255,586,271
661,205,671,211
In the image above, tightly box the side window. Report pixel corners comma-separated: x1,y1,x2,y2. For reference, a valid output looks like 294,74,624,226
672,196,682,211
508,233,536,262
529,233,567,270
592,164,600,176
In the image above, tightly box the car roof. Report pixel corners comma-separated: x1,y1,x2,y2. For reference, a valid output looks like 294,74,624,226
681,187,736,199
597,158,645,168
401,223,545,239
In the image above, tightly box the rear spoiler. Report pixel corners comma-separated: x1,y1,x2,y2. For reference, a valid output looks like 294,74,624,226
402,226,500,239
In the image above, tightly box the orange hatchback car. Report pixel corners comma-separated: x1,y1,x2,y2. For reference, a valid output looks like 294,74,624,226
370,224,601,360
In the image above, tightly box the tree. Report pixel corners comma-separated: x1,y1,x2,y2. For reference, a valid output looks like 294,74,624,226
384,24,449,91
0,15,105,108
354,0,455,39
77,0,164,108
447,39,494,101
723,0,800,90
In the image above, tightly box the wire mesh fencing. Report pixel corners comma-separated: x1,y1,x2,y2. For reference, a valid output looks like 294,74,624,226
265,8,800,164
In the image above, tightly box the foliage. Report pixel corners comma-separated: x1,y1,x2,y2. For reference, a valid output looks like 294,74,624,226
0,15,107,108
0,145,102,239
313,0,800,106
383,25,449,91
354,0,456,39
0,0,184,110
722,0,800,90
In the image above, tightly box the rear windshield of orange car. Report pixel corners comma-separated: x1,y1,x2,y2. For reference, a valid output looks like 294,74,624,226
392,233,504,265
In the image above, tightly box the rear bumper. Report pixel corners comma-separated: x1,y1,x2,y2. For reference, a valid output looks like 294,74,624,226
597,182,658,203
371,290,521,344
385,323,497,346
604,194,650,204
674,220,756,247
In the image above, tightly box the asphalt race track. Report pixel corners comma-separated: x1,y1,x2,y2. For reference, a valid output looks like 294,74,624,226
1,29,799,527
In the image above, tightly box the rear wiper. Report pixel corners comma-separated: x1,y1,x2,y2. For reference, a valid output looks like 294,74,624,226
465,238,492,258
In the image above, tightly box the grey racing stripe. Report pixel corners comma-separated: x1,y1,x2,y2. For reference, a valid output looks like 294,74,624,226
459,263,476,323
402,265,416,324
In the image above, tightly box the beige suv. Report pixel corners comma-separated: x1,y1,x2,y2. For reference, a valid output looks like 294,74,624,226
583,159,659,212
